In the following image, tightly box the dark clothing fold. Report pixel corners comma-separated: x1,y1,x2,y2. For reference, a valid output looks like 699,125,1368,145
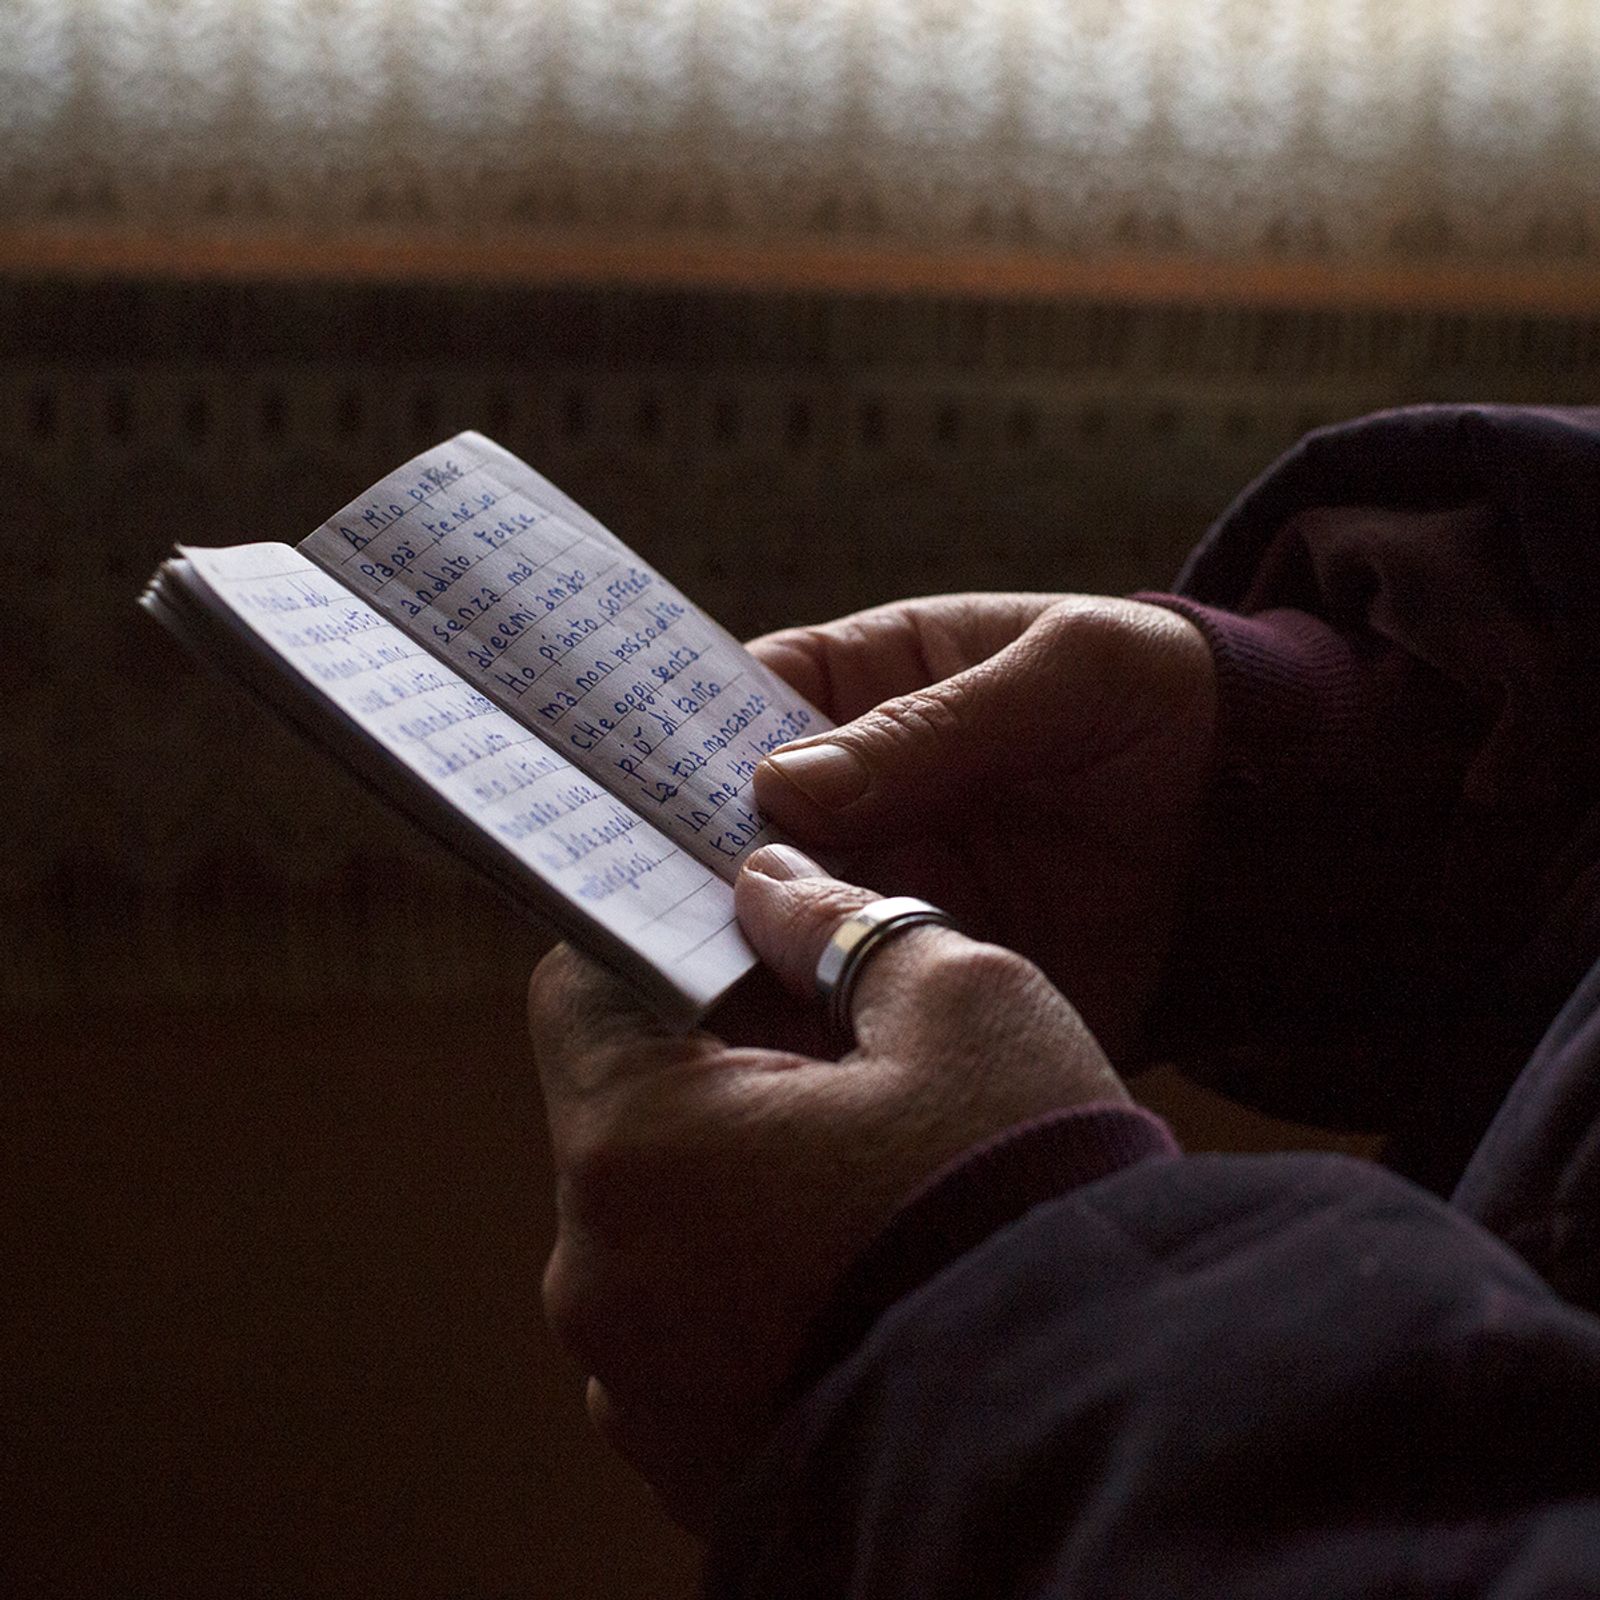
706,407,1600,1597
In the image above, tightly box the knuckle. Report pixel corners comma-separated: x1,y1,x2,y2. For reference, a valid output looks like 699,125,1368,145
1033,595,1195,687
543,1139,661,1360
746,623,805,656
1025,598,1210,742
861,683,967,750
802,882,885,933
1033,596,1129,661
557,1126,660,1240
528,946,650,1085
526,943,588,1032
542,1242,601,1364
919,937,1041,1014
835,610,896,653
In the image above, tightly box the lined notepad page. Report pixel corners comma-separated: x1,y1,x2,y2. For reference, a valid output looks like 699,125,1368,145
179,544,756,1013
298,433,830,880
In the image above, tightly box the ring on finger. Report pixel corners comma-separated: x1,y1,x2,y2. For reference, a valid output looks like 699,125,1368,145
814,896,958,1037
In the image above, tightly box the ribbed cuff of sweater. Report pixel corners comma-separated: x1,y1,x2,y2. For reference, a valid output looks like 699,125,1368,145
1132,595,1371,793
1127,594,1402,1087
788,1104,1178,1395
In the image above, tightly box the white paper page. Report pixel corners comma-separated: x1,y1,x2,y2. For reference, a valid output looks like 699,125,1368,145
178,543,756,1013
297,434,831,879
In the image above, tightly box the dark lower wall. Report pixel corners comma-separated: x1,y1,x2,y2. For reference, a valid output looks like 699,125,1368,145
5,1004,704,1600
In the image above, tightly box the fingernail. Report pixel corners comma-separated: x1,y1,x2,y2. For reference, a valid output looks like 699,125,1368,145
763,743,869,809
745,843,826,881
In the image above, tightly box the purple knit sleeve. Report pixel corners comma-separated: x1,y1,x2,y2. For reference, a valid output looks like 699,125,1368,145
1134,599,1371,794
1122,593,1435,1122
788,1104,1177,1393
1128,579,1569,1160
1129,419,1600,1174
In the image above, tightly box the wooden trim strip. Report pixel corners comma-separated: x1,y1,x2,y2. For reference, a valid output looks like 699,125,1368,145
4,224,1600,315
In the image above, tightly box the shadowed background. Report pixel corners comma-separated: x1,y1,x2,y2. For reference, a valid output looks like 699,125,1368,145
7,2,1600,1595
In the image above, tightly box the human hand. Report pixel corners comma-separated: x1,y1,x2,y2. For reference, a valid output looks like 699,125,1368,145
531,847,1126,1531
749,594,1216,1060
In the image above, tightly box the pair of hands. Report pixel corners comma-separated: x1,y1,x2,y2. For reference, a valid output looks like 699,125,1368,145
530,593,1216,1529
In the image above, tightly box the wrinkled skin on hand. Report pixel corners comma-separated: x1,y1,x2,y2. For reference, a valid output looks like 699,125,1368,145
530,854,1127,1532
529,592,1216,1529
748,594,1216,1062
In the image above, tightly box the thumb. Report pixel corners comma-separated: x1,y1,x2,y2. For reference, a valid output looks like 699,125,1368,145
752,597,1212,848
736,844,1025,1060
753,646,1038,847
735,844,886,998
738,843,1128,1102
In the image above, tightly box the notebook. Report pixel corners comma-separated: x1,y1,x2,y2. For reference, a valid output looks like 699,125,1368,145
142,433,830,1020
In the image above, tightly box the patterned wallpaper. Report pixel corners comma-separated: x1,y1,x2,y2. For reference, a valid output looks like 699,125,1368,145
9,276,1600,1008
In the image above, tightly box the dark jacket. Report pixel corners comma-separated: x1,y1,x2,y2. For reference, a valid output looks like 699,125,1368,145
707,406,1600,1598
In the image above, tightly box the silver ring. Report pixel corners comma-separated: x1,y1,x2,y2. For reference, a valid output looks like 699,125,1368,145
815,896,958,1036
